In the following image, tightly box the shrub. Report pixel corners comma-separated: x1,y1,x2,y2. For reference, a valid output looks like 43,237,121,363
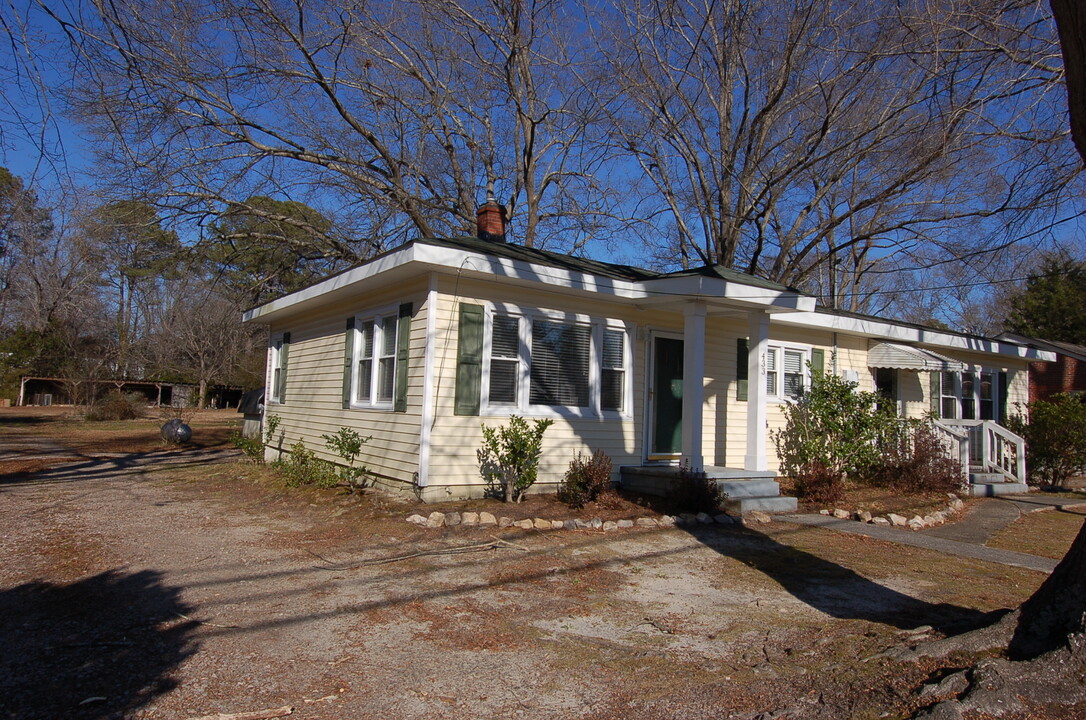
231,414,280,463
871,422,964,493
670,461,727,514
84,391,145,421
322,427,372,492
275,440,339,488
478,416,554,503
790,460,844,505
1005,394,1086,488
559,449,615,508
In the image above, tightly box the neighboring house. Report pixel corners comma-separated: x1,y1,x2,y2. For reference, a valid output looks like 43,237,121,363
243,204,1054,505
996,333,1086,402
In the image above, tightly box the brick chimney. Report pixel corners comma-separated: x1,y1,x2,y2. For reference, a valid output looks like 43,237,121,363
476,191,507,243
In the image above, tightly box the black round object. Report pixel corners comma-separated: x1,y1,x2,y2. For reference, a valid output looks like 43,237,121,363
161,419,192,444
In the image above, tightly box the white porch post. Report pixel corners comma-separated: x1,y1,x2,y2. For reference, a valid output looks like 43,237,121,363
682,302,707,472
745,311,770,471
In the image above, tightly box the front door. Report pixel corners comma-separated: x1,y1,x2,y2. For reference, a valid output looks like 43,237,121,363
650,336,684,459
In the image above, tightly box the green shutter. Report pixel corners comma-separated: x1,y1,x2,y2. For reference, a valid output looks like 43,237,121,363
278,332,290,404
394,303,412,412
930,370,941,419
454,303,484,416
736,337,749,401
342,317,354,409
998,371,1008,424
811,348,825,376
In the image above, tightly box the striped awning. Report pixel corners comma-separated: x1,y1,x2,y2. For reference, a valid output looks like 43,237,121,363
867,342,966,371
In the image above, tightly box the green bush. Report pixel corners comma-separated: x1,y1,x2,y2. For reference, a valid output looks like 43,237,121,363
231,432,264,462
558,449,615,508
84,391,146,421
1006,393,1086,488
275,440,339,488
772,370,899,501
478,416,554,503
322,427,372,492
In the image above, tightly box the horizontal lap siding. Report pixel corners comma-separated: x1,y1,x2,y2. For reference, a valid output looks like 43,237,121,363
264,280,429,488
424,277,650,500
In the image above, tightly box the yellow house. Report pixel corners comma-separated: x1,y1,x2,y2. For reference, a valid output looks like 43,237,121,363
244,227,1053,507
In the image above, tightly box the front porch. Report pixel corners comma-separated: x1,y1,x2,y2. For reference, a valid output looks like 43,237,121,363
619,465,798,514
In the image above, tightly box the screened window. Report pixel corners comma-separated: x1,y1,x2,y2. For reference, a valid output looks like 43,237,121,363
766,345,809,400
941,371,959,419
353,314,396,406
483,311,628,415
530,320,590,407
269,336,284,402
489,315,520,406
601,329,625,412
941,370,999,421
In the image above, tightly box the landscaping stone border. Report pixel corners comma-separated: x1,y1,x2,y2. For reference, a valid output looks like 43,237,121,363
404,509,773,531
816,493,966,531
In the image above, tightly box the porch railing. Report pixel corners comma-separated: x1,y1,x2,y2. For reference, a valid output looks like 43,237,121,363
939,419,1026,485
930,421,970,487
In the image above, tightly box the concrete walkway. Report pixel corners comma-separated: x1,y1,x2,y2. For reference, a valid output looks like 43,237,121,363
779,494,1086,574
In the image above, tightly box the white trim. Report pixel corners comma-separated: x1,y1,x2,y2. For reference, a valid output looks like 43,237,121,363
745,312,770,472
244,240,816,324
349,303,400,410
681,302,706,471
772,310,1056,362
417,276,438,488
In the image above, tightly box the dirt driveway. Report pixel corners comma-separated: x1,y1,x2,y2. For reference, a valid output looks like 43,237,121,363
0,413,1057,720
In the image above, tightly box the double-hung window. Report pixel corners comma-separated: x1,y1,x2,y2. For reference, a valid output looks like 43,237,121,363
766,345,809,400
484,310,629,416
353,312,397,406
269,333,287,403
940,369,998,421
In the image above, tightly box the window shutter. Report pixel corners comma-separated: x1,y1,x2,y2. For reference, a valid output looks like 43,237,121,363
394,303,412,412
929,370,941,419
454,303,484,416
736,338,748,401
998,371,1008,424
278,332,290,403
811,349,825,375
342,318,354,409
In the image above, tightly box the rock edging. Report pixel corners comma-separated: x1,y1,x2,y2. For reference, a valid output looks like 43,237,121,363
817,493,966,531
404,509,772,530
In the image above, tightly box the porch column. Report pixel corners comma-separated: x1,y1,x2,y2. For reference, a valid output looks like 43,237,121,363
681,302,707,472
745,311,770,471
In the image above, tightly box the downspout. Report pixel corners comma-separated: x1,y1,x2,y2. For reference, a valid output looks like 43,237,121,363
417,273,439,491
832,332,839,375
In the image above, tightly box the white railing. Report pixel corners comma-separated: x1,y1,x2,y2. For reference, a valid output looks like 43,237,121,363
939,419,1026,484
930,421,971,487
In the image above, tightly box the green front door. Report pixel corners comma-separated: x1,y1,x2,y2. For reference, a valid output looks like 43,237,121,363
651,336,684,457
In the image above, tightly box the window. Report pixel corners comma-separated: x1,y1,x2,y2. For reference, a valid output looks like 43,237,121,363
483,310,629,415
269,332,288,403
766,345,809,400
940,369,999,421
352,312,397,406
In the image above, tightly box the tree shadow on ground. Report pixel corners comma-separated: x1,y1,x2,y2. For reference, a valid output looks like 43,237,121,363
0,569,197,719
680,523,992,633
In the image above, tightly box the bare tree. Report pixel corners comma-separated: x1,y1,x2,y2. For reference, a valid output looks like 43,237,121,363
590,0,1079,303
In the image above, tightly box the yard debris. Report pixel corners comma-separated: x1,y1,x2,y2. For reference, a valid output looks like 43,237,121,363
185,706,293,720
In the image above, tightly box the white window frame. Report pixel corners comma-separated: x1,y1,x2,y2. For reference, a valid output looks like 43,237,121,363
268,333,285,404
765,343,811,401
350,305,399,409
481,303,633,419
942,367,999,421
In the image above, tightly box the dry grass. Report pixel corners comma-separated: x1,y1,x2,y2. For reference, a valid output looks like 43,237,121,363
986,505,1086,560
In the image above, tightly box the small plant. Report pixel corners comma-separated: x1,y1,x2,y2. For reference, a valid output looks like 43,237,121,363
322,427,372,493
558,449,615,508
84,391,146,421
670,461,726,513
231,413,280,463
478,416,554,503
275,440,338,488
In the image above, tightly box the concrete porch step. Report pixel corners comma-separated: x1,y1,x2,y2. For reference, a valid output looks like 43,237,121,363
716,478,781,498
725,495,799,514
969,481,1029,497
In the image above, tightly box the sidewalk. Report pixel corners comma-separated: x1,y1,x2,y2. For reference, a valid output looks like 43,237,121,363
778,494,1086,574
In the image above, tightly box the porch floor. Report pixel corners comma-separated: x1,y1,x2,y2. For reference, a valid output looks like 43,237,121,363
619,465,798,514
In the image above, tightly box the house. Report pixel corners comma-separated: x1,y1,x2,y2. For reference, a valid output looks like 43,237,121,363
243,203,1055,506
996,333,1086,403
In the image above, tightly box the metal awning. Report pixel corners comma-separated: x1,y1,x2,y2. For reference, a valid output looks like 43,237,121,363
867,342,967,371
